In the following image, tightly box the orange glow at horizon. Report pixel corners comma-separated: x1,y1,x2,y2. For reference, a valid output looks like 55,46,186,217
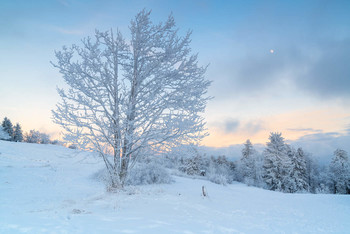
5,104,348,148
202,107,350,147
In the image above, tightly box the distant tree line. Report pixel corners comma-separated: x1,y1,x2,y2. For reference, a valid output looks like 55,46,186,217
0,117,59,145
237,133,349,194
164,133,350,195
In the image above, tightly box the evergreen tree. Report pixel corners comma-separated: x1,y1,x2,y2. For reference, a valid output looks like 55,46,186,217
254,153,265,188
239,139,257,185
285,147,309,193
283,145,297,192
13,123,23,142
305,153,322,193
329,149,350,194
263,132,290,192
1,117,14,141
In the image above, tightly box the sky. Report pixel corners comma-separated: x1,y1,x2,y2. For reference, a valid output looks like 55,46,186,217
1,0,349,159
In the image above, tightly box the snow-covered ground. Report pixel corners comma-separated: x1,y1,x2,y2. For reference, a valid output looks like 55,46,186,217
1,140,349,233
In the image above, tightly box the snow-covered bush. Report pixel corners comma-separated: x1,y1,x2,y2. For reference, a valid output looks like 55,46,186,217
24,130,51,144
206,155,235,185
208,173,229,185
164,144,236,185
125,161,173,186
93,158,173,188
0,126,10,140
178,155,209,176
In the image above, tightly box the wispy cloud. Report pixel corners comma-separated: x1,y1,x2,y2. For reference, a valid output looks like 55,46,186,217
296,132,342,142
244,121,264,134
211,118,264,135
287,128,323,133
223,119,240,133
290,131,350,163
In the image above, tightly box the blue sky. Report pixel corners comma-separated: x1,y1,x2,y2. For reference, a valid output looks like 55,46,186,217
1,0,349,158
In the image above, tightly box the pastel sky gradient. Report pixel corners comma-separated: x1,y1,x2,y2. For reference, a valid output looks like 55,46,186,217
1,0,349,157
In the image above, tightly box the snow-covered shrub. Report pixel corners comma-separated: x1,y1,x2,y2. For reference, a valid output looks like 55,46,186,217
208,173,229,185
24,130,51,144
125,161,173,186
164,144,236,185
68,144,78,149
165,144,200,168
178,155,208,176
92,159,173,187
206,155,235,184
0,126,10,140
50,139,63,145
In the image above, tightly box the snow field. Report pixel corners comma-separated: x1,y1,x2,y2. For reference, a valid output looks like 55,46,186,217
1,140,349,233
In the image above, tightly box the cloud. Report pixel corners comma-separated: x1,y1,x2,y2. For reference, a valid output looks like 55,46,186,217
290,131,350,164
296,132,341,142
211,38,350,101
287,128,323,133
222,119,240,134
233,48,302,92
212,118,264,135
298,39,350,99
244,121,264,134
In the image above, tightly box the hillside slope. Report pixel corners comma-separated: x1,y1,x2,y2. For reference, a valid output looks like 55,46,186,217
1,141,349,233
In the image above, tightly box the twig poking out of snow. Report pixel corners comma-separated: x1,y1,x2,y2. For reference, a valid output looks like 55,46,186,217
202,185,207,197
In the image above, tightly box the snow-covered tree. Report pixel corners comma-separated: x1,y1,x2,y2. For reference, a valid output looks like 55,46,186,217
329,149,350,194
2,117,14,141
52,10,211,188
13,123,23,142
284,147,308,193
304,153,320,193
263,132,290,192
24,130,51,144
238,139,258,185
39,132,51,144
0,126,10,140
254,153,265,188
25,130,41,143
